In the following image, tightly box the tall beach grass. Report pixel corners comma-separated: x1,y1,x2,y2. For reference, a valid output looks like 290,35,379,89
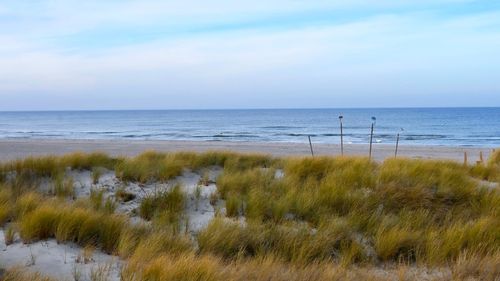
0,150,498,280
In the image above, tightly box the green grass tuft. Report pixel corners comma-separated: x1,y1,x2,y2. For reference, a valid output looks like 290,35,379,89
51,174,75,198
139,184,185,221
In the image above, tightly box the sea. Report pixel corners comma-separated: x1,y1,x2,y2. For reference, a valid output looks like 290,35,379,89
0,108,498,147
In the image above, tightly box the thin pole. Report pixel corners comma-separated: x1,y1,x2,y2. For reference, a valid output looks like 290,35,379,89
395,133,400,158
339,116,344,156
308,135,314,157
369,117,376,160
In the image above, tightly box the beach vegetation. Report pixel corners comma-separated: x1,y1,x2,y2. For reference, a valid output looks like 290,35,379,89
199,170,211,186
1,267,56,281
103,197,117,214
59,152,118,171
139,184,185,221
469,149,500,182
130,230,193,262
51,174,75,198
14,192,42,218
4,224,16,245
115,151,184,183
0,151,499,280
0,188,12,225
18,201,127,253
91,167,105,184
117,224,149,258
89,188,105,211
114,150,275,183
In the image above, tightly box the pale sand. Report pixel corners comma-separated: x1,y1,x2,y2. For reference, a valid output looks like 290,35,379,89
0,139,495,162
0,230,121,281
0,168,221,280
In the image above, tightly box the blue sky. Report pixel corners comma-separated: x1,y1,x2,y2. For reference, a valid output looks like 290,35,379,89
0,0,499,110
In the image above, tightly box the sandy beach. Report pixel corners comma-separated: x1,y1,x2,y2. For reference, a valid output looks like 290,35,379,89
0,139,493,162
0,140,498,280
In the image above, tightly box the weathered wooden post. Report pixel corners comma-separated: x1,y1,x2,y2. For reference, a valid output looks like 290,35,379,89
394,128,404,158
464,151,468,166
395,133,400,158
308,135,314,157
339,115,344,156
369,117,376,160
479,151,484,164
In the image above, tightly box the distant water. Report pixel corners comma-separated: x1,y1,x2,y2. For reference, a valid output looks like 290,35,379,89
0,108,498,147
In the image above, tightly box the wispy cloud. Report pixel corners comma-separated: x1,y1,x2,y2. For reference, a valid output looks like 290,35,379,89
0,0,499,109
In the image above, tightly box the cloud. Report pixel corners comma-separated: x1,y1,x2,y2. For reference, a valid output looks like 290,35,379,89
0,1,499,109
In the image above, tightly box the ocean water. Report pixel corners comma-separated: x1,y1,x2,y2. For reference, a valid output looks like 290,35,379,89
0,108,498,147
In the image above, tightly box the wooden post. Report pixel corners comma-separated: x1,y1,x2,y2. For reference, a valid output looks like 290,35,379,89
395,133,400,158
479,151,484,164
308,135,314,157
464,151,468,166
369,117,376,160
339,115,344,156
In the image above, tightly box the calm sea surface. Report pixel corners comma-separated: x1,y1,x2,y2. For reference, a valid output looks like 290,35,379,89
0,108,498,147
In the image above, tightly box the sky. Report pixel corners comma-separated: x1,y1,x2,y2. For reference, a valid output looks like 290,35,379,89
0,0,499,110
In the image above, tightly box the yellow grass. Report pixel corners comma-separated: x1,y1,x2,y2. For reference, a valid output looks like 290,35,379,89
1,267,56,281
0,188,12,225
115,151,184,183
0,150,499,281
16,199,127,253
139,184,185,221
51,174,75,198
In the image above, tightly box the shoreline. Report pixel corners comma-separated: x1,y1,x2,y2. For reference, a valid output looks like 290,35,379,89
0,139,494,162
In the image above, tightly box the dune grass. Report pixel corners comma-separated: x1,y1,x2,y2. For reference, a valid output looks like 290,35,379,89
130,230,193,262
51,174,74,198
139,184,185,221
0,150,498,280
91,166,105,184
3,152,117,178
207,154,499,266
121,251,500,281
117,224,150,258
1,268,56,281
469,149,500,182
14,192,42,218
115,151,184,183
114,150,275,183
0,152,119,202
4,224,16,245
197,217,368,265
17,200,127,253
122,253,221,281
0,188,12,225
59,152,119,171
